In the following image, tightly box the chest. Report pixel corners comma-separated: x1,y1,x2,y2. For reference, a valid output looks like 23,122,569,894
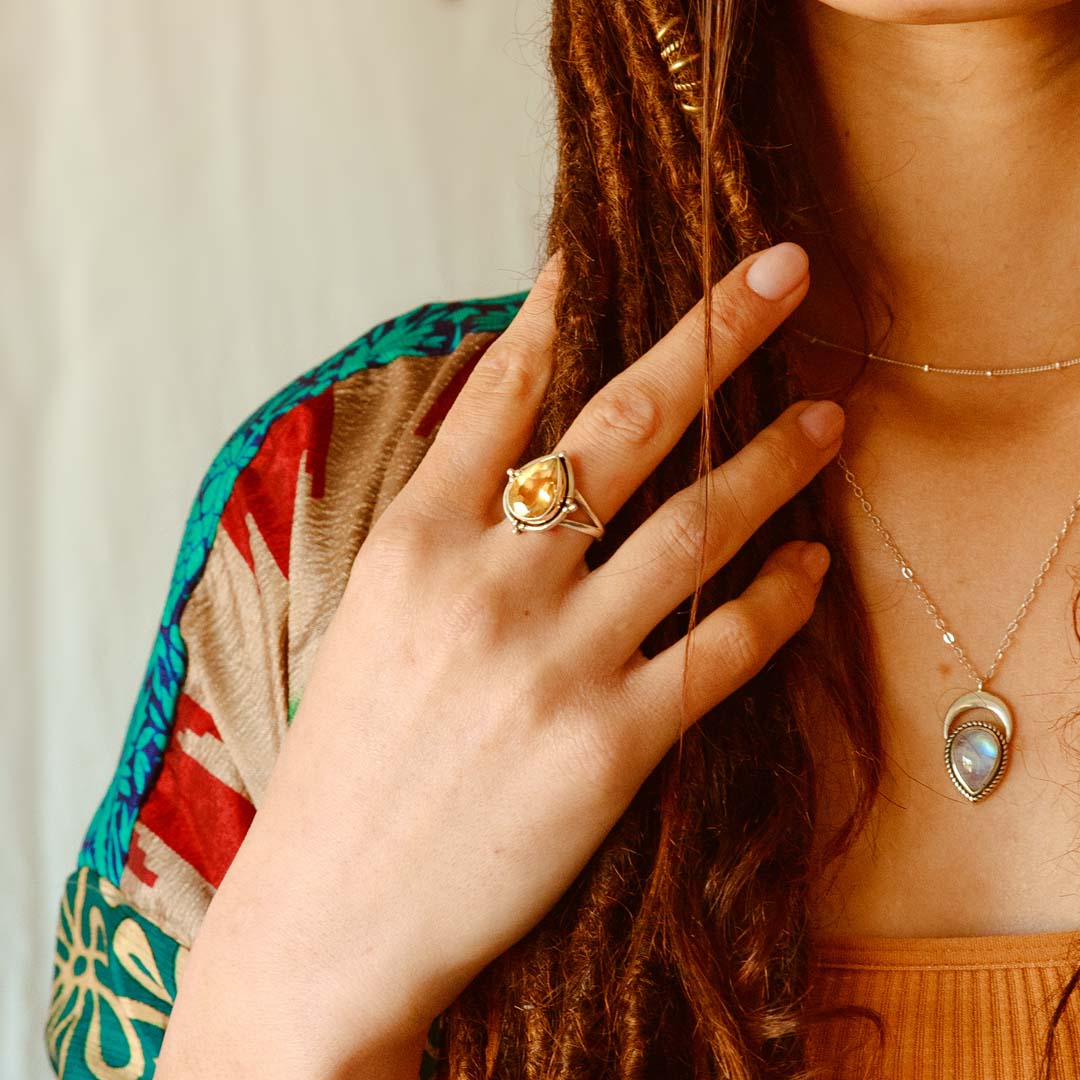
805,431,1080,939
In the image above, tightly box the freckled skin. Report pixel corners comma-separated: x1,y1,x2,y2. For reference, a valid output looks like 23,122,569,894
794,0,1080,937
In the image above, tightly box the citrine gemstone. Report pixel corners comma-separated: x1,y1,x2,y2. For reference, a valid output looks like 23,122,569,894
506,455,566,523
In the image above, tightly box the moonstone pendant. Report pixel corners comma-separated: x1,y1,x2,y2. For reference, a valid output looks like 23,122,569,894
942,690,1013,802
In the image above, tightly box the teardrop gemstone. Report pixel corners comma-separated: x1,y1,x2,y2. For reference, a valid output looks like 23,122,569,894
949,725,1003,798
506,455,567,524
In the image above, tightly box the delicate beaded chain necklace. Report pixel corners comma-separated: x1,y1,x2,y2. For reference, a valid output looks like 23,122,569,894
792,326,1080,802
789,327,1080,378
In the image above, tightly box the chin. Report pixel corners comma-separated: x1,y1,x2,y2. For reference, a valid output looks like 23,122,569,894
808,0,1074,22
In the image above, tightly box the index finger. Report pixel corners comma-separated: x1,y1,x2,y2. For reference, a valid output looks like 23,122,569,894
549,242,810,538
408,250,563,510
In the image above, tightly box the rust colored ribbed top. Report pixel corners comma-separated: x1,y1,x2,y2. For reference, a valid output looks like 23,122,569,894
804,928,1080,1079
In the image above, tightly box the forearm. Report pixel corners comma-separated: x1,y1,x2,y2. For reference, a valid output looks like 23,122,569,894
155,825,435,1080
156,935,429,1080
157,1014,424,1080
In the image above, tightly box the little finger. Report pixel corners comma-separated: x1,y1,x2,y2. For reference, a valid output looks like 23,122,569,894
618,540,830,762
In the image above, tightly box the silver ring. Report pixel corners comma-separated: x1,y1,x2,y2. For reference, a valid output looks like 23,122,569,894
502,451,604,540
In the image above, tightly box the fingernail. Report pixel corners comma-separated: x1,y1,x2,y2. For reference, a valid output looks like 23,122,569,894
745,242,809,301
801,542,831,580
797,400,845,447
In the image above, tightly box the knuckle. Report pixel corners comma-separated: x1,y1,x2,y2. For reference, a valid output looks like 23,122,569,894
705,285,758,353
438,578,501,635
755,426,805,487
776,561,818,623
433,580,504,648
713,608,767,675
660,499,709,570
351,506,430,577
587,379,664,447
469,342,539,405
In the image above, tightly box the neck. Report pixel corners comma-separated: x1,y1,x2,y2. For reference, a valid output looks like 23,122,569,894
781,3,1080,415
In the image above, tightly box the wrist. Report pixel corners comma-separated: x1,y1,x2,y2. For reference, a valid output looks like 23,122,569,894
158,956,431,1080
157,880,437,1079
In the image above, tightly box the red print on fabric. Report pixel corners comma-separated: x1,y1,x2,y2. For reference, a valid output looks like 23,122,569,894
175,692,221,741
126,829,159,888
131,693,256,889
221,386,335,578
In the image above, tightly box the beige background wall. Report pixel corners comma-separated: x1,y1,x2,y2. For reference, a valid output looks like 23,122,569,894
0,2,553,1074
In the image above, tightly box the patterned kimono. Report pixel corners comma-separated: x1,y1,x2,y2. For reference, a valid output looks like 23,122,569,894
46,289,528,1079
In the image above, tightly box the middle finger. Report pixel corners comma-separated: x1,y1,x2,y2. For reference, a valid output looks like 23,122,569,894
533,242,810,555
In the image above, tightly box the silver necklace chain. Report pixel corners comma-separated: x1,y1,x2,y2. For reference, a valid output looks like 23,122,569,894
835,451,1080,690
790,327,1080,377
800,326,1080,799
795,326,1080,687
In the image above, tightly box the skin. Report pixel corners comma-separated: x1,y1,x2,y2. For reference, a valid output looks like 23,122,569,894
786,1,1080,937
155,245,841,1078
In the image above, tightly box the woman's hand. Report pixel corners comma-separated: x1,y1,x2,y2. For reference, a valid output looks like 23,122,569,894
157,241,841,1079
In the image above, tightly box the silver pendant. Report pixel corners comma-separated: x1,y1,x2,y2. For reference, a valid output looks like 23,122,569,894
942,690,1013,802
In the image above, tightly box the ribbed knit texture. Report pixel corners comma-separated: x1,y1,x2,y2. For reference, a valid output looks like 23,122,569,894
803,928,1080,1079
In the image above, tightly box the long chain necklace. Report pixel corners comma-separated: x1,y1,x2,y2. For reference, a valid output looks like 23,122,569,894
800,329,1080,802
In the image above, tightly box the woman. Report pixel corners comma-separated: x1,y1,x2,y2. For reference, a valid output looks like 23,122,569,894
47,1,1080,1078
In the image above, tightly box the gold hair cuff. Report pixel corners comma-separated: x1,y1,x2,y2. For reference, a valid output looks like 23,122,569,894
655,16,703,115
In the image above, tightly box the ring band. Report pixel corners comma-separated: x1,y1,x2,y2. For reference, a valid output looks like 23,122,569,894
502,451,604,540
